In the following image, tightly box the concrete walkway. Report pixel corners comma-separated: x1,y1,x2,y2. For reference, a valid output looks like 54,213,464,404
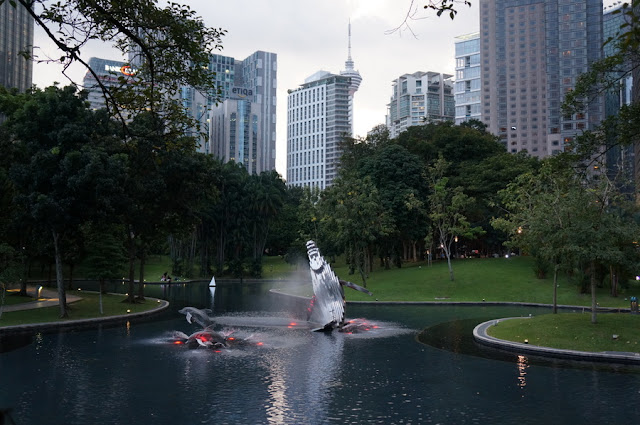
2,286,81,312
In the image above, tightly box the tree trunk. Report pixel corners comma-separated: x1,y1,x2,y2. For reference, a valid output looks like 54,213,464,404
590,260,597,324
67,263,74,290
552,264,559,314
51,229,68,318
19,246,28,296
446,252,454,281
443,238,454,281
137,250,145,301
125,229,136,303
610,265,618,297
99,277,105,315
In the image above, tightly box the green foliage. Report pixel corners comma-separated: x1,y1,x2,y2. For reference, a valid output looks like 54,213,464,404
319,176,393,285
83,223,127,283
428,156,484,280
19,0,225,137
493,155,640,320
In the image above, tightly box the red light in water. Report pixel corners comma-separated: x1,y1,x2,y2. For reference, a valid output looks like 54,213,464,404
173,341,184,345
257,342,264,346
372,326,379,329
289,322,297,326
227,337,235,341
215,350,221,353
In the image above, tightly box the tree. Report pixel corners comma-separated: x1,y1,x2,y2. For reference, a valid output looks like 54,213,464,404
320,176,392,287
360,142,427,265
3,0,225,139
494,156,640,321
83,222,127,314
428,157,483,281
247,171,286,266
0,86,122,317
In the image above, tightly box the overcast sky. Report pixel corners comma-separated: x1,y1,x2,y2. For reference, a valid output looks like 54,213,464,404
31,0,481,178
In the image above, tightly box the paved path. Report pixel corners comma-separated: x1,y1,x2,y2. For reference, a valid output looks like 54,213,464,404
2,286,81,312
0,285,170,334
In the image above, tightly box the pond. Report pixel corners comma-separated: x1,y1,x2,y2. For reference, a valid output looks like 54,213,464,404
0,280,638,424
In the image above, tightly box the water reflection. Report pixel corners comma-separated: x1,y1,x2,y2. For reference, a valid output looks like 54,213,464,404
3,283,640,425
261,331,345,424
517,355,528,391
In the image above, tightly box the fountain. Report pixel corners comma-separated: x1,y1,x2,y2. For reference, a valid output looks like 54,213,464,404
2,242,639,424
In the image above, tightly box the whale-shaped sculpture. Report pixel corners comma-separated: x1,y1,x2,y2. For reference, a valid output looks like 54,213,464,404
306,240,372,332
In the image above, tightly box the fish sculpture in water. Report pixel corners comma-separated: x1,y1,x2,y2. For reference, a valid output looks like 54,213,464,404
306,240,372,331
178,307,215,329
173,307,260,350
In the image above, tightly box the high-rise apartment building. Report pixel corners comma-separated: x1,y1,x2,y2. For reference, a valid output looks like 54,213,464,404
386,72,455,139
207,51,277,174
287,71,352,189
0,1,33,91
480,0,603,158
454,33,482,125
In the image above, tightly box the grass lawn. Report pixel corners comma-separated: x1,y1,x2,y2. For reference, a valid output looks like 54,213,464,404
487,313,640,353
273,255,637,309
6,255,640,355
2,290,39,306
0,291,162,327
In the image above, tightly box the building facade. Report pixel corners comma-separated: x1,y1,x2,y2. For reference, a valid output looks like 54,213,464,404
286,71,352,189
206,51,277,174
0,1,33,91
454,33,482,125
479,0,603,158
603,2,635,189
286,24,361,189
209,99,263,174
386,72,455,139
82,57,135,111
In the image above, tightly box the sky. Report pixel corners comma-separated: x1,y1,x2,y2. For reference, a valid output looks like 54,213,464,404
31,0,481,179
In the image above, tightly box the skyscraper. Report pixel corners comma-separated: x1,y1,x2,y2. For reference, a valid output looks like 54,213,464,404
454,33,482,125
287,71,352,189
480,0,603,158
286,23,361,189
0,1,33,91
603,2,634,190
386,71,455,138
207,51,277,174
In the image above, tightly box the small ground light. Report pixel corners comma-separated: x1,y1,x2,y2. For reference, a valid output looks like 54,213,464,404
126,309,131,313
524,339,529,344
